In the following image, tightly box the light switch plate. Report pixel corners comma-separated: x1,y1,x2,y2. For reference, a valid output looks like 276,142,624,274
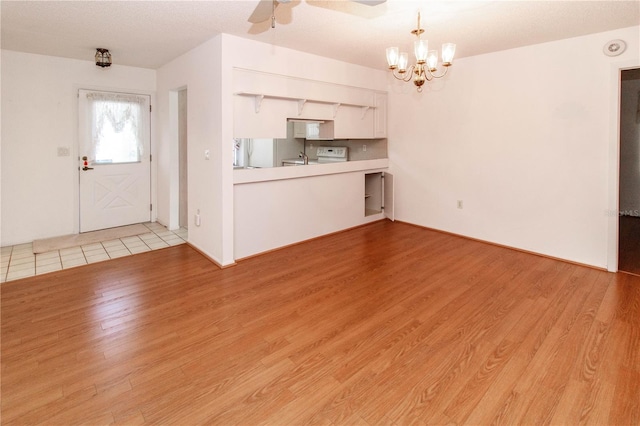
57,147,70,157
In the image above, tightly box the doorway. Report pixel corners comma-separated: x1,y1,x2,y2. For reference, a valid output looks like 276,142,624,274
178,89,188,229
78,89,151,233
618,68,640,275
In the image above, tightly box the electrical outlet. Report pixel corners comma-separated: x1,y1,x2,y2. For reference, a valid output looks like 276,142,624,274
57,146,70,157
457,200,463,209
362,145,367,152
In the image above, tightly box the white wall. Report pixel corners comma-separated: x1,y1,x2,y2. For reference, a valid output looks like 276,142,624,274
1,50,156,246
224,35,388,89
620,77,640,216
155,34,388,265
388,26,640,269
156,36,227,264
234,171,380,259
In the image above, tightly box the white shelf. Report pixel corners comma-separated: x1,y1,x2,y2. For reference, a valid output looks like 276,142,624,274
235,91,375,115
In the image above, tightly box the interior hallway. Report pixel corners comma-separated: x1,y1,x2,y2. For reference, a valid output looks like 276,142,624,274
619,215,640,276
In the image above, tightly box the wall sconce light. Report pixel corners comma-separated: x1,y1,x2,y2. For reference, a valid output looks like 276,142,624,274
95,48,112,67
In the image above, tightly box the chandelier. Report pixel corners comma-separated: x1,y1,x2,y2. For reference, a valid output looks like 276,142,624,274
385,12,455,92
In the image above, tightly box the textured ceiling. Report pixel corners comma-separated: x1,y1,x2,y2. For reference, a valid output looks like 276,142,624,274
1,0,638,70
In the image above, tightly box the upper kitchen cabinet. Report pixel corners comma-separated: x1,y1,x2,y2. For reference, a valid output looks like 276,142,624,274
374,92,387,138
292,121,334,140
292,121,307,138
233,94,292,139
333,105,374,139
233,68,387,140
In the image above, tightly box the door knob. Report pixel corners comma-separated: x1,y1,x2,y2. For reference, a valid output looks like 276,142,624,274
81,156,93,170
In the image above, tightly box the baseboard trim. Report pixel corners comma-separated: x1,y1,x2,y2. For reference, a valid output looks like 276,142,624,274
396,220,609,273
228,219,610,273
187,243,236,269
235,220,387,263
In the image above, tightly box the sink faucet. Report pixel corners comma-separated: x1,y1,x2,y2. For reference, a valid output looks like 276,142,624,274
299,151,309,165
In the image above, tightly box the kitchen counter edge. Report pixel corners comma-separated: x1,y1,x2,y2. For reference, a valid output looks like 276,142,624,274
233,159,389,185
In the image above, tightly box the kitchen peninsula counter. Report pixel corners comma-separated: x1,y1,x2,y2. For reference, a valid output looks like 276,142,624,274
233,158,389,185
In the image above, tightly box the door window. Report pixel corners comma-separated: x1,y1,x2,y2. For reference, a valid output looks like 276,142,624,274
84,92,148,165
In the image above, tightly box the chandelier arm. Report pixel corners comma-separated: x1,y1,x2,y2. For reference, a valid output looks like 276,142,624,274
391,66,415,82
416,66,432,83
424,66,450,80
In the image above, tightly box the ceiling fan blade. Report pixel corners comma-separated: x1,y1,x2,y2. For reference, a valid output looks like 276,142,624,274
351,0,386,5
248,0,277,24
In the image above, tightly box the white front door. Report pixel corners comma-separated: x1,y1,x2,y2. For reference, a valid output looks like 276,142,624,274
78,89,151,233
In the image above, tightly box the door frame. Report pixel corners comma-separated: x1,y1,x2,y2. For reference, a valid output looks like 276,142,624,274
607,59,640,272
73,85,156,234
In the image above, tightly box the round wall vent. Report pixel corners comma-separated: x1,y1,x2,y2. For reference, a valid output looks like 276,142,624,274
603,39,626,57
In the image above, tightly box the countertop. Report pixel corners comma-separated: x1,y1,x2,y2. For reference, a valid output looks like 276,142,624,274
234,158,389,185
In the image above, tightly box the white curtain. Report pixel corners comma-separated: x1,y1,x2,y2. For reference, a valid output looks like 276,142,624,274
85,92,148,163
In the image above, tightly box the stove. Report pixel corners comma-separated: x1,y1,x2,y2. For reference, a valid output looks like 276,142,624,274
316,146,348,163
281,146,348,166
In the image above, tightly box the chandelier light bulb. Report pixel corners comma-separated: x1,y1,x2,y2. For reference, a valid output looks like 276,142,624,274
426,50,438,71
386,47,399,68
414,39,428,64
442,43,456,66
398,52,409,73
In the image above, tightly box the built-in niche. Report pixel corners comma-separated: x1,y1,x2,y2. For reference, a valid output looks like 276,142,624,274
365,171,394,220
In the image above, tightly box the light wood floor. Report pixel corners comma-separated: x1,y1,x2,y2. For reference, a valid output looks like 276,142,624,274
2,221,639,425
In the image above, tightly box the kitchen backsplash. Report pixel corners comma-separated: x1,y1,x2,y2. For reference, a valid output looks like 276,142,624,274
303,139,387,161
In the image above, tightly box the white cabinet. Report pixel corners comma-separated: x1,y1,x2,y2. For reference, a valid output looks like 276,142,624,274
233,68,388,140
374,92,387,138
334,105,374,139
292,121,334,139
233,95,291,138
293,121,307,138
365,171,394,219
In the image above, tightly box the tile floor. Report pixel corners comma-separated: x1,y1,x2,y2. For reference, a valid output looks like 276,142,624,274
1,223,187,283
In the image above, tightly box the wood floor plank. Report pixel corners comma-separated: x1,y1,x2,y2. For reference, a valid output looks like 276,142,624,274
2,221,639,425
609,367,640,425
340,261,544,424
384,268,538,423
439,338,520,424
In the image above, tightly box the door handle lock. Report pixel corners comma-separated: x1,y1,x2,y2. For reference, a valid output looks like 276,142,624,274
81,156,93,170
